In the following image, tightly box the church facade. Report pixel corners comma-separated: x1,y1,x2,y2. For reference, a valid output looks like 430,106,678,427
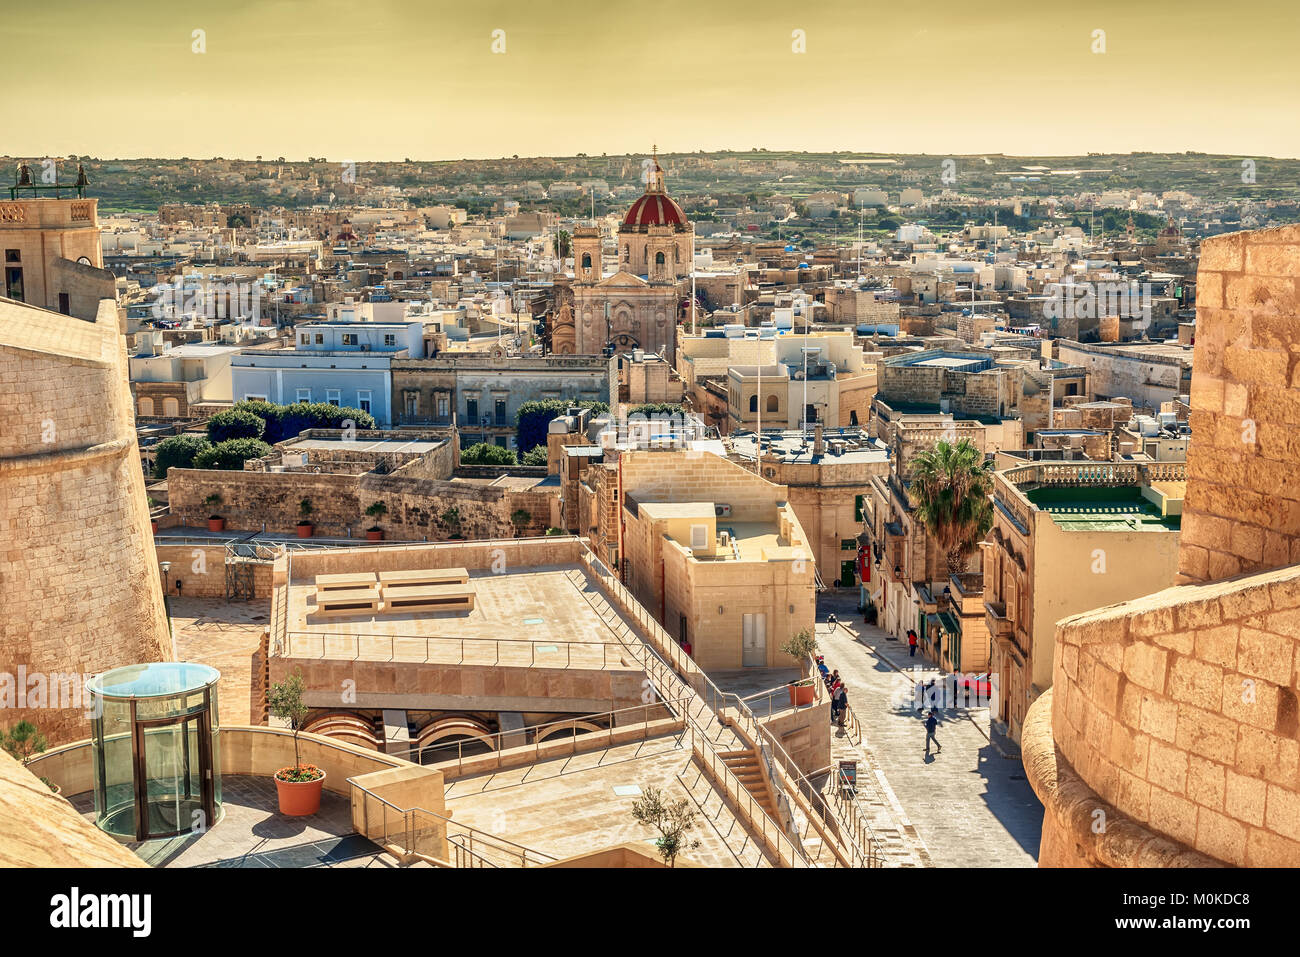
563,150,693,363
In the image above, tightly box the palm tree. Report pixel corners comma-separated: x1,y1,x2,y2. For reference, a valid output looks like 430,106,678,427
907,439,994,578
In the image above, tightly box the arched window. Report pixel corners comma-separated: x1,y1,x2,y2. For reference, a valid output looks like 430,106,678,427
162,398,180,417
138,397,154,416
581,253,592,268
655,251,665,266
766,395,779,413
623,245,630,262
749,395,758,413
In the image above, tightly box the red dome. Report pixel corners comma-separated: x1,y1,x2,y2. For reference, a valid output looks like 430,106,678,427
623,192,687,229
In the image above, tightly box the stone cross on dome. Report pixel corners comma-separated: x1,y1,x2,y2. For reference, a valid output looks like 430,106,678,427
644,145,665,194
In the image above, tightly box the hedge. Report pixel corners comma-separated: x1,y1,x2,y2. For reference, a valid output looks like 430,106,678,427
515,399,608,453
230,399,376,444
460,442,517,466
153,434,212,478
207,408,266,443
192,438,273,471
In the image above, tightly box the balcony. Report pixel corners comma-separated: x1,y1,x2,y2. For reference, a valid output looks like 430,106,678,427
985,600,1013,642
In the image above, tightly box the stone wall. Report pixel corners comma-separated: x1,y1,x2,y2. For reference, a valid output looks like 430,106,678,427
1181,225,1300,583
1043,565,1300,866
154,543,275,599
0,299,171,745
167,463,554,540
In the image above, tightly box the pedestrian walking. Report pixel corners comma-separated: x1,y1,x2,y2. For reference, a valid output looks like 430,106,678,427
924,709,942,755
907,629,918,657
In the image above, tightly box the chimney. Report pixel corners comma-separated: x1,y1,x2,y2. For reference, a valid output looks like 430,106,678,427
814,423,824,456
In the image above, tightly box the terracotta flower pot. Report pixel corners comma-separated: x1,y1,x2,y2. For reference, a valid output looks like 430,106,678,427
366,528,383,541
788,683,815,707
208,517,225,533
274,768,326,816
150,520,159,534
296,522,313,538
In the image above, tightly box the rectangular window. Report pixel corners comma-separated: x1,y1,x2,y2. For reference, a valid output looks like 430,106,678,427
840,539,856,552
245,393,267,402
466,398,478,422
58,292,70,315
690,524,709,550
384,334,396,346
404,391,419,417
436,395,449,419
854,495,864,523
341,334,357,346
357,390,372,414
314,333,324,345
326,389,341,406
296,388,311,403
494,398,507,425
4,249,19,263
299,334,309,345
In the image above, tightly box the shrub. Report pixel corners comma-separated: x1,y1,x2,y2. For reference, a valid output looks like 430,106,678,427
520,445,548,466
153,434,212,478
461,442,517,466
192,438,272,471
233,399,376,443
628,403,684,418
207,408,266,443
516,399,608,454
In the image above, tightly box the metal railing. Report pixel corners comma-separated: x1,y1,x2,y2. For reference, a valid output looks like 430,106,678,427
568,548,875,867
350,779,557,868
283,631,630,669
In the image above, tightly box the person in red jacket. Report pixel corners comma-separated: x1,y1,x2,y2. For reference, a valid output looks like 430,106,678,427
907,629,918,657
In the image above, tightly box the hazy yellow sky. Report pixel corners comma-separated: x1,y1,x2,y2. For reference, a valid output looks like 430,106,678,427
4,0,1297,160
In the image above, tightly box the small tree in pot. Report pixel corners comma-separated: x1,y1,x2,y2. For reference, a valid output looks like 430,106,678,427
297,498,314,537
781,628,819,706
365,500,388,541
267,670,325,815
205,493,225,532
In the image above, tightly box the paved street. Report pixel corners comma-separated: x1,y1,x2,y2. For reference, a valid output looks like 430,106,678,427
815,592,1043,867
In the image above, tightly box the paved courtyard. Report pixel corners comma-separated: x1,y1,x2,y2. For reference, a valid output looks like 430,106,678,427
814,592,1043,868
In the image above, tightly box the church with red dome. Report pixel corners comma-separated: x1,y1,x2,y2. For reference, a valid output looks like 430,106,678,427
560,148,694,363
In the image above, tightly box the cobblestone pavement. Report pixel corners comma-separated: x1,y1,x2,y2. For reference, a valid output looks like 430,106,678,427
815,593,1043,868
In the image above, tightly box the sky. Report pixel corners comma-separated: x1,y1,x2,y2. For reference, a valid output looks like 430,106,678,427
4,0,1298,161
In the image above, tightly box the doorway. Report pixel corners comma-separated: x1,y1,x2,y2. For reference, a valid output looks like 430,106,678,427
742,612,767,667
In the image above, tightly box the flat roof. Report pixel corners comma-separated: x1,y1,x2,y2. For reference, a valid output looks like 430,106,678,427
1026,486,1181,532
283,564,636,670
290,437,445,453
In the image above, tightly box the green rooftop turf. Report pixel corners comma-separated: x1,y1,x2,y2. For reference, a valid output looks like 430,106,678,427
1025,485,1181,532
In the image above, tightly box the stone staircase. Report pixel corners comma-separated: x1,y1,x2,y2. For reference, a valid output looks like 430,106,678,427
717,748,779,820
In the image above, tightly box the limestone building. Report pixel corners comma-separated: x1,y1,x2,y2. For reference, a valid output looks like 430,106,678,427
569,150,693,363
0,197,115,322
0,297,172,745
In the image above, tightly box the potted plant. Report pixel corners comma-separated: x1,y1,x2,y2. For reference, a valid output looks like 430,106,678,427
205,493,225,532
364,500,387,541
1,720,59,794
781,628,819,706
148,497,159,534
267,670,325,815
296,498,314,538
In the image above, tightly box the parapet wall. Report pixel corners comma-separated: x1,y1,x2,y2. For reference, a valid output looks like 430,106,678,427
1182,225,1300,583
1037,565,1300,866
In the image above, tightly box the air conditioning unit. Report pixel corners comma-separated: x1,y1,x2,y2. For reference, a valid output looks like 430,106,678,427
715,504,732,518
718,530,731,548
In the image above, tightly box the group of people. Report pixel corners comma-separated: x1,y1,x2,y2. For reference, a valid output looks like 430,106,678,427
815,656,850,727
